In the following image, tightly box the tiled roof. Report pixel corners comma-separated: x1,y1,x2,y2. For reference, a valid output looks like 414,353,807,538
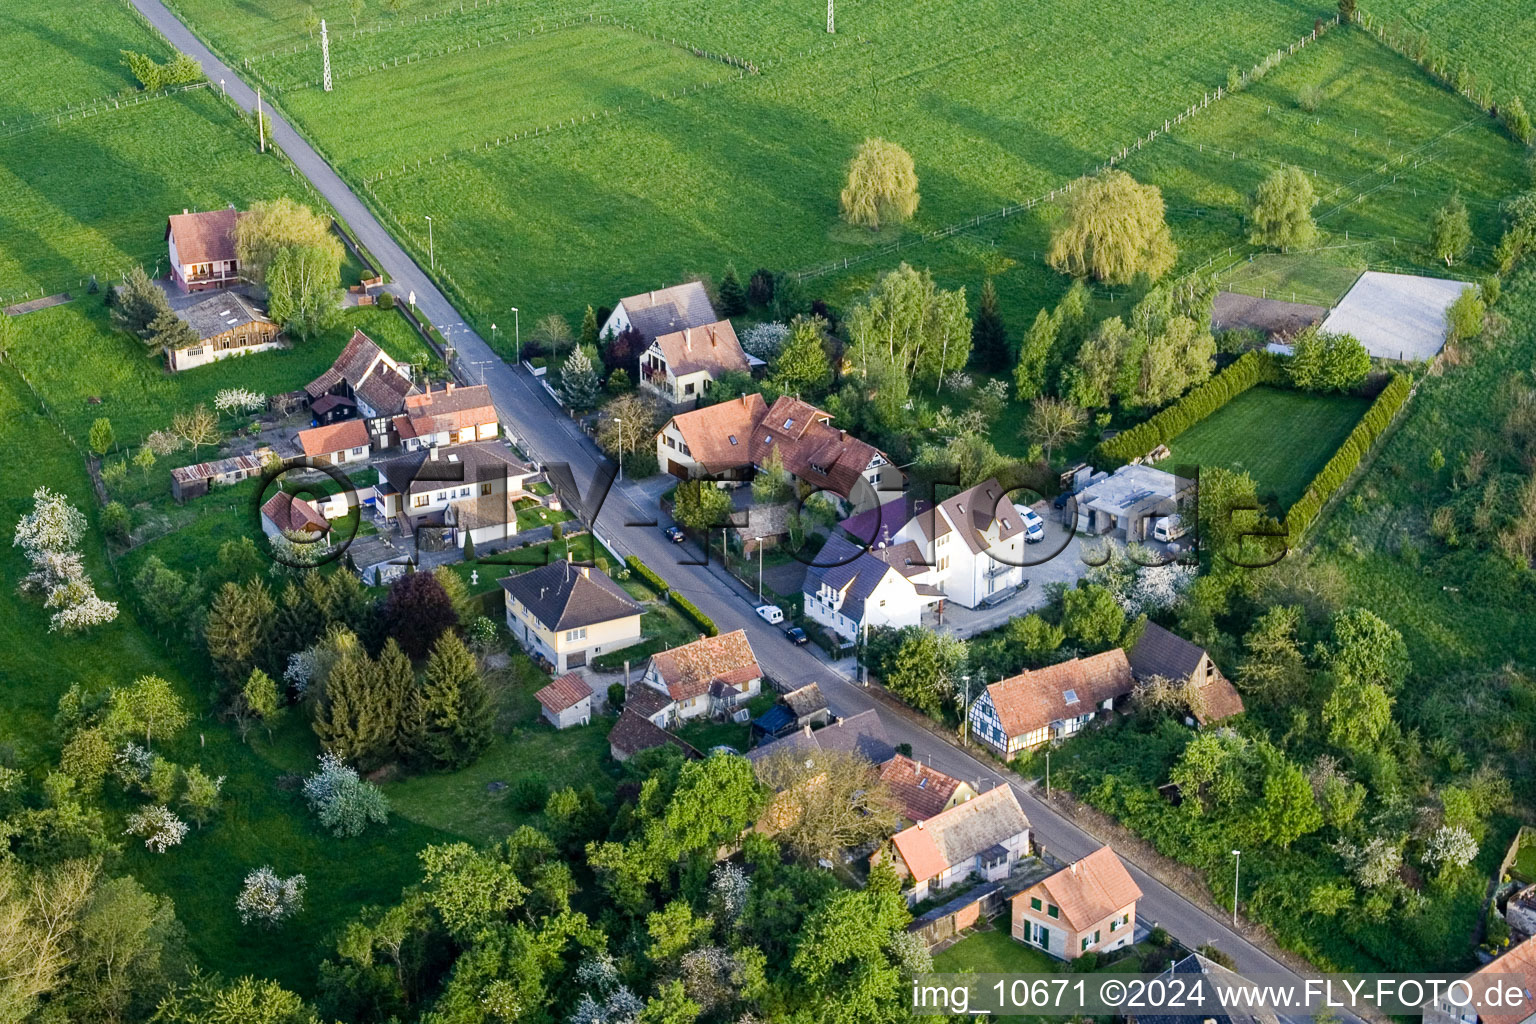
305,329,418,415
747,708,894,765
782,682,828,718
664,393,768,473
880,754,968,822
609,708,701,759
1463,935,1536,1024
618,281,718,341
166,208,240,266
175,292,271,343
1138,955,1280,1024
1128,621,1207,681
933,478,1023,556
535,672,593,714
750,396,889,500
803,534,901,622
649,629,761,701
624,682,675,720
1016,845,1142,933
890,785,1029,884
376,442,530,498
1188,674,1245,726
499,561,642,632
297,418,369,458
840,496,914,548
260,491,329,533
397,383,497,437
984,650,1134,740
652,320,750,378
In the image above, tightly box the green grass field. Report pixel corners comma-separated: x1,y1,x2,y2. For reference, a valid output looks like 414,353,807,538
1158,385,1369,511
0,0,173,120
1369,0,1536,110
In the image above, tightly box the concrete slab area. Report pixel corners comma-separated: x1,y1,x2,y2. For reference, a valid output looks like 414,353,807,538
1319,270,1471,361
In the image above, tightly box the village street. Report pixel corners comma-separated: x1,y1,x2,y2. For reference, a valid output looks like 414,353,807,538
135,0,1320,987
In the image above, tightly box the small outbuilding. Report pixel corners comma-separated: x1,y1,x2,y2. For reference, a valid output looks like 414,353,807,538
535,672,594,729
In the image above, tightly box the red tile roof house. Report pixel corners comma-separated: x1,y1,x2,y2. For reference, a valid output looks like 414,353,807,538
655,394,902,511
878,754,978,826
305,330,421,449
391,383,499,451
296,418,371,467
638,629,763,726
599,280,719,345
874,784,1031,906
259,491,331,540
608,708,702,763
1128,621,1245,727
1010,845,1142,962
640,320,754,405
535,672,594,730
166,208,244,292
1423,933,1536,1024
967,649,1135,758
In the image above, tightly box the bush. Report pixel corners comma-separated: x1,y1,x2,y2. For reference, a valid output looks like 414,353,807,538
669,591,719,637
608,682,626,711
1283,373,1410,541
1197,944,1236,969
1070,951,1100,973
626,556,670,596
302,754,390,838
1296,84,1324,112
377,290,395,309
1149,925,1170,947
101,501,132,543
510,775,548,812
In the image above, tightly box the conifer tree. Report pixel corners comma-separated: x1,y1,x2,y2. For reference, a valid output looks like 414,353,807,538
273,579,324,658
205,578,276,684
312,628,393,767
718,264,747,317
579,304,600,350
414,632,494,769
970,278,1009,372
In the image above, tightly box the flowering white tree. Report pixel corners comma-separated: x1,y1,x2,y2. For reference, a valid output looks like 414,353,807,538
113,743,155,786
215,388,266,415
741,321,789,360
1123,562,1196,616
18,549,86,596
124,805,189,853
1422,825,1479,871
144,430,184,456
13,486,87,556
303,753,389,837
236,866,306,927
50,592,120,633
710,862,749,921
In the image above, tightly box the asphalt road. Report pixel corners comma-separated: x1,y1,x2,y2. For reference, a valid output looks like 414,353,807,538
134,0,1313,985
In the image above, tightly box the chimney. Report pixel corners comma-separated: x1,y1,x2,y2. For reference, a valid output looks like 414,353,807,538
446,382,454,393
429,446,440,460
540,587,547,601
916,820,925,829
580,566,591,579
649,290,655,304
684,327,692,352
708,325,717,347
183,208,189,215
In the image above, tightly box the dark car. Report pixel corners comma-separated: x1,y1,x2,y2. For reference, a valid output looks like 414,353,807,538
1053,491,1073,510
784,626,808,646
664,525,686,543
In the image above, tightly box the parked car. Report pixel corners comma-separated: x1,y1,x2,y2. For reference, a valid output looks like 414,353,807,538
664,525,686,543
1053,491,1073,510
784,626,809,645
1150,514,1186,543
1015,504,1046,543
755,604,784,624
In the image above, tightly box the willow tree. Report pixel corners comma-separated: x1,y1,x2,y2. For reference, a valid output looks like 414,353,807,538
839,138,919,230
1248,165,1318,249
1047,170,1177,284
845,263,970,391
234,197,341,285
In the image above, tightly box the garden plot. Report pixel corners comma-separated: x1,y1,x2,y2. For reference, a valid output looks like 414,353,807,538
1319,270,1470,361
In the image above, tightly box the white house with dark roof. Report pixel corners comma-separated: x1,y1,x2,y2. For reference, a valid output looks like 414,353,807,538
892,478,1030,608
305,329,420,449
499,561,643,672
165,292,281,371
802,534,943,643
376,442,533,550
639,629,763,723
747,708,896,766
600,280,719,344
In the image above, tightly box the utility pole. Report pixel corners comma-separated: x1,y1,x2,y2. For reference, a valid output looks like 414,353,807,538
615,418,624,481
510,306,520,364
1230,850,1241,926
959,675,972,744
321,19,332,92
1045,751,1051,798
827,0,834,33
424,215,434,269
755,537,764,600
256,88,265,152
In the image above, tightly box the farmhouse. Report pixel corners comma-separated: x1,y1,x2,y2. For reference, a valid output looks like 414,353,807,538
375,442,532,550
803,534,944,643
892,478,1029,608
1128,621,1245,727
600,280,718,344
306,329,420,449
639,630,763,725
968,649,1135,757
164,293,281,371
878,754,977,826
876,785,1031,905
259,490,329,539
534,672,594,730
392,383,499,451
169,447,275,502
1010,845,1141,961
499,560,643,672
1072,464,1192,541
166,207,243,292
747,708,895,766
609,708,702,763
296,419,371,466
639,320,753,405
656,394,901,506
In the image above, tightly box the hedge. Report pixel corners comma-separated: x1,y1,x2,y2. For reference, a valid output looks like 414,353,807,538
626,555,671,596
668,591,720,637
1283,373,1411,541
1094,351,1282,466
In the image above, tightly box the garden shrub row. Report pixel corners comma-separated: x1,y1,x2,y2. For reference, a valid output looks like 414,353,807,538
625,555,670,596
1283,372,1411,541
1095,351,1282,466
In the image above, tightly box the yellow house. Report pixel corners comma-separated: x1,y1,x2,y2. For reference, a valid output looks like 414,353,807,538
499,560,643,671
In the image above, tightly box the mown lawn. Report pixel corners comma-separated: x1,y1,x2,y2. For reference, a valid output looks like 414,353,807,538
1158,385,1368,511
933,924,1060,974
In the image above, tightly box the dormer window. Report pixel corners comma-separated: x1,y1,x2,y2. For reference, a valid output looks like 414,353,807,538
1063,688,1079,704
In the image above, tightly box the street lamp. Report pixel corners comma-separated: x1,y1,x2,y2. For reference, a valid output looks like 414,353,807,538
424,215,434,269
510,306,520,364
615,418,624,481
1230,849,1241,926
491,323,497,352
1045,751,1051,798
959,675,972,744
755,537,764,600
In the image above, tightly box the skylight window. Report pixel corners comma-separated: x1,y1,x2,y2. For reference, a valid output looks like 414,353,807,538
917,777,928,789
783,418,795,428
728,435,738,445
1063,688,1079,704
